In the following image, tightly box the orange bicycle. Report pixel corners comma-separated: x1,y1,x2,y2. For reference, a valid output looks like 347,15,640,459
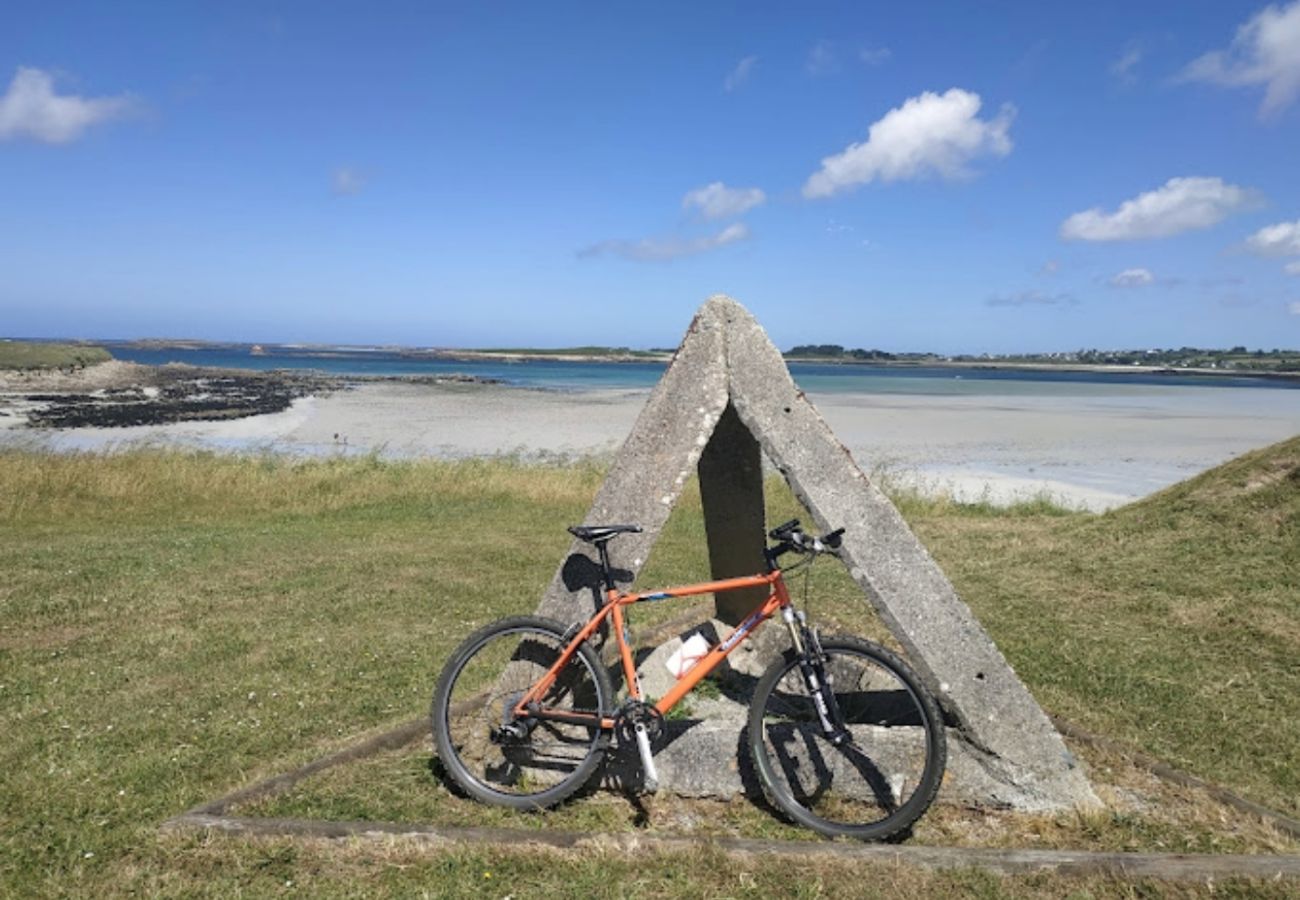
431,519,947,840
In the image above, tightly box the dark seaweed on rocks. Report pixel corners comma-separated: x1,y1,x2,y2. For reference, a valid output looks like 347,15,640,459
25,370,341,429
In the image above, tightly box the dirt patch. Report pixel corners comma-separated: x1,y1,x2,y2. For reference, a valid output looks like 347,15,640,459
1243,457,1300,493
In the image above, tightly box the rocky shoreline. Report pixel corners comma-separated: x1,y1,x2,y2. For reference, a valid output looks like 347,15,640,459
0,362,501,430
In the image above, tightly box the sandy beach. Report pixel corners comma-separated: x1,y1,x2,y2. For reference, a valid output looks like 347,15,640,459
5,376,1298,511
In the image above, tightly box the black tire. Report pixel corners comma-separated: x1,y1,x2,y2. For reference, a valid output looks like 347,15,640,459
748,635,946,840
431,616,612,810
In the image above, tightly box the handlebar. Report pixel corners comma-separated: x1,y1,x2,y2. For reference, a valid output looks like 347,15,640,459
765,519,844,565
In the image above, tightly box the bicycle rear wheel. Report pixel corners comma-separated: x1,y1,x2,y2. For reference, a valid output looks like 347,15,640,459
748,635,946,840
432,616,612,810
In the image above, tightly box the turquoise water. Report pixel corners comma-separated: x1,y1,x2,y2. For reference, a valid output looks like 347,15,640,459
106,345,1299,396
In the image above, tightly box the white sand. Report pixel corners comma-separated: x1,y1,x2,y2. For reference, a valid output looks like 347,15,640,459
5,380,1299,511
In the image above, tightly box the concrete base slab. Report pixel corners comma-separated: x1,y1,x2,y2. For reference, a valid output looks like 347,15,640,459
594,692,1019,807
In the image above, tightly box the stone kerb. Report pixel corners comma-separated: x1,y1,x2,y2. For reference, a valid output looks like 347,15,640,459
534,293,1100,811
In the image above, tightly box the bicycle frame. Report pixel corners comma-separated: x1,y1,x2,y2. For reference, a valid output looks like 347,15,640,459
513,568,793,730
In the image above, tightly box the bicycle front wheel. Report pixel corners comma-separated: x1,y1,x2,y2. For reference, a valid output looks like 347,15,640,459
748,635,946,840
432,616,612,810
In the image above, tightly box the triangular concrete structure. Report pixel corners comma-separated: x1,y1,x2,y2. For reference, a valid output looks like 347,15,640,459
536,294,1099,811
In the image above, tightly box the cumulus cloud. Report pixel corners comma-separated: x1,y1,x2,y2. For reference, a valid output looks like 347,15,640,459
331,167,367,195
1179,0,1300,117
0,66,136,143
579,223,750,262
802,89,1014,199
724,56,757,92
1109,267,1156,287
1248,219,1300,274
985,290,1077,307
1245,219,1300,256
1060,176,1262,241
682,182,765,220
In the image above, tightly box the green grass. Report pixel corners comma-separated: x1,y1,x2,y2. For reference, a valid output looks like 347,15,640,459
0,340,112,370
1,441,1296,897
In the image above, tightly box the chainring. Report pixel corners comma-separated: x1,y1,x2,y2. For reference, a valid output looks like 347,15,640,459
613,699,665,745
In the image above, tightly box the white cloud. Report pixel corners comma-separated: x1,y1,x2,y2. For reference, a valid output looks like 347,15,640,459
1290,300,1300,313
1245,219,1300,256
1109,267,1155,287
1286,261,1300,275
1060,177,1262,241
807,40,838,76
579,223,750,262
724,56,757,92
859,47,892,66
1110,44,1143,82
1179,0,1300,117
803,89,1014,199
682,182,765,220
331,167,367,195
0,66,136,143
985,290,1076,307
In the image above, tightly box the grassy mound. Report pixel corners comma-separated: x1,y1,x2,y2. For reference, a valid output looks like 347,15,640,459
916,435,1299,816
0,340,112,370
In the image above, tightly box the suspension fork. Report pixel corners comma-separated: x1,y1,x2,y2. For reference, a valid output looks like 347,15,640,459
780,606,850,745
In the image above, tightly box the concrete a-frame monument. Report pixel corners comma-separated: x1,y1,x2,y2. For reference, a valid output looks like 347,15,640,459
536,295,1099,811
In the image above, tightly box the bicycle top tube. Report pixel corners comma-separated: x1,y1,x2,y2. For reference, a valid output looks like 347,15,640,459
616,570,782,605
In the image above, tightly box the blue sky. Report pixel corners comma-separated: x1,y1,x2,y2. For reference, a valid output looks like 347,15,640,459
3,1,1300,353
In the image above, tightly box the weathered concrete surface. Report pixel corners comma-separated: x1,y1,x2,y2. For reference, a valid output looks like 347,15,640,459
594,695,1040,807
718,296,1098,811
534,294,1100,811
535,303,729,623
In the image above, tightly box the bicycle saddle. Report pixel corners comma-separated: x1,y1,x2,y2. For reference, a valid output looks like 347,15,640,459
567,524,642,543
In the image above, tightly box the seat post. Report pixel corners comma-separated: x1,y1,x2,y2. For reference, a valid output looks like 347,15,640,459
595,540,617,594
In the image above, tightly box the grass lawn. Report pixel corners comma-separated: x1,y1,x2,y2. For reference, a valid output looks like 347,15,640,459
1,439,1296,897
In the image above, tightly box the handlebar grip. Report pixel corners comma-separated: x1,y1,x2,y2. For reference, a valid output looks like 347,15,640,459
768,518,800,540
823,528,845,549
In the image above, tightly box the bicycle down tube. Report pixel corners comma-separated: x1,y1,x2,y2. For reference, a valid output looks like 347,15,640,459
512,569,790,729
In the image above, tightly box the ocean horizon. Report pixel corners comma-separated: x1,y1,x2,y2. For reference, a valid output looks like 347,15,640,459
104,344,1300,397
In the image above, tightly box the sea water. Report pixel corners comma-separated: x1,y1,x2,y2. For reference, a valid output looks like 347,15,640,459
105,346,1298,397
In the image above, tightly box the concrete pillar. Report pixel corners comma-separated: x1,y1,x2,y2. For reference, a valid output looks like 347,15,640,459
698,402,768,625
